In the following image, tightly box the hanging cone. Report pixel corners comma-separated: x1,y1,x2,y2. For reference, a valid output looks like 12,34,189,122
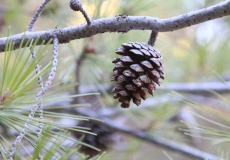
112,42,164,108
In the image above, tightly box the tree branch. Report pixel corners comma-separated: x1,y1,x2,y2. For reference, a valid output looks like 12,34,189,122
110,125,219,160
79,80,230,96
160,81,230,94
75,107,220,160
0,1,230,52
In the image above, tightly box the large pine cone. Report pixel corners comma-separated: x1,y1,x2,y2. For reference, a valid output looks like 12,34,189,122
112,42,164,108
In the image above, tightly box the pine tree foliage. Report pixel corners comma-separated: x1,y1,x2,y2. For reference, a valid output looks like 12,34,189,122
0,33,100,159
1,0,230,159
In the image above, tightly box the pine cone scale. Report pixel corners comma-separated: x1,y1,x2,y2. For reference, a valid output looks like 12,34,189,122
130,64,144,72
123,69,136,77
122,43,133,48
130,49,144,56
120,56,133,63
140,75,151,83
125,84,136,91
132,78,143,87
140,49,152,57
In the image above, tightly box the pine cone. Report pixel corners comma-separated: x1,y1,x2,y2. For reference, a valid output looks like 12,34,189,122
112,42,164,108
69,0,82,11
74,121,113,158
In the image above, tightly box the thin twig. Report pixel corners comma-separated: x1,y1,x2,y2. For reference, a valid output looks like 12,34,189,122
74,37,96,97
25,1,51,159
70,0,91,25
80,8,91,25
148,30,158,46
75,53,85,95
27,0,51,32
27,0,51,139
0,1,230,52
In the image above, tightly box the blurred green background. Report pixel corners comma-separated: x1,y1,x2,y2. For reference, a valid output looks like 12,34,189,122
1,0,230,159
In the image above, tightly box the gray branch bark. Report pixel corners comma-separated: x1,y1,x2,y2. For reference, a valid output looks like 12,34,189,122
160,81,230,94
0,1,230,52
80,80,230,96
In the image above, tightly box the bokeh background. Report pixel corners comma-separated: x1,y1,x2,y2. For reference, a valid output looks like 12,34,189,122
1,0,230,159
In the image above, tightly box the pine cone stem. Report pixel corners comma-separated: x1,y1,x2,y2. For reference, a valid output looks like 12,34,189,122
148,30,158,46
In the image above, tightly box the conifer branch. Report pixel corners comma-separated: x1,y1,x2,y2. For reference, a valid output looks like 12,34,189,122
0,1,230,52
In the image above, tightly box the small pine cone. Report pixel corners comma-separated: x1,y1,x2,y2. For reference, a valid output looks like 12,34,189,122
69,0,82,11
74,121,114,158
112,42,164,108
